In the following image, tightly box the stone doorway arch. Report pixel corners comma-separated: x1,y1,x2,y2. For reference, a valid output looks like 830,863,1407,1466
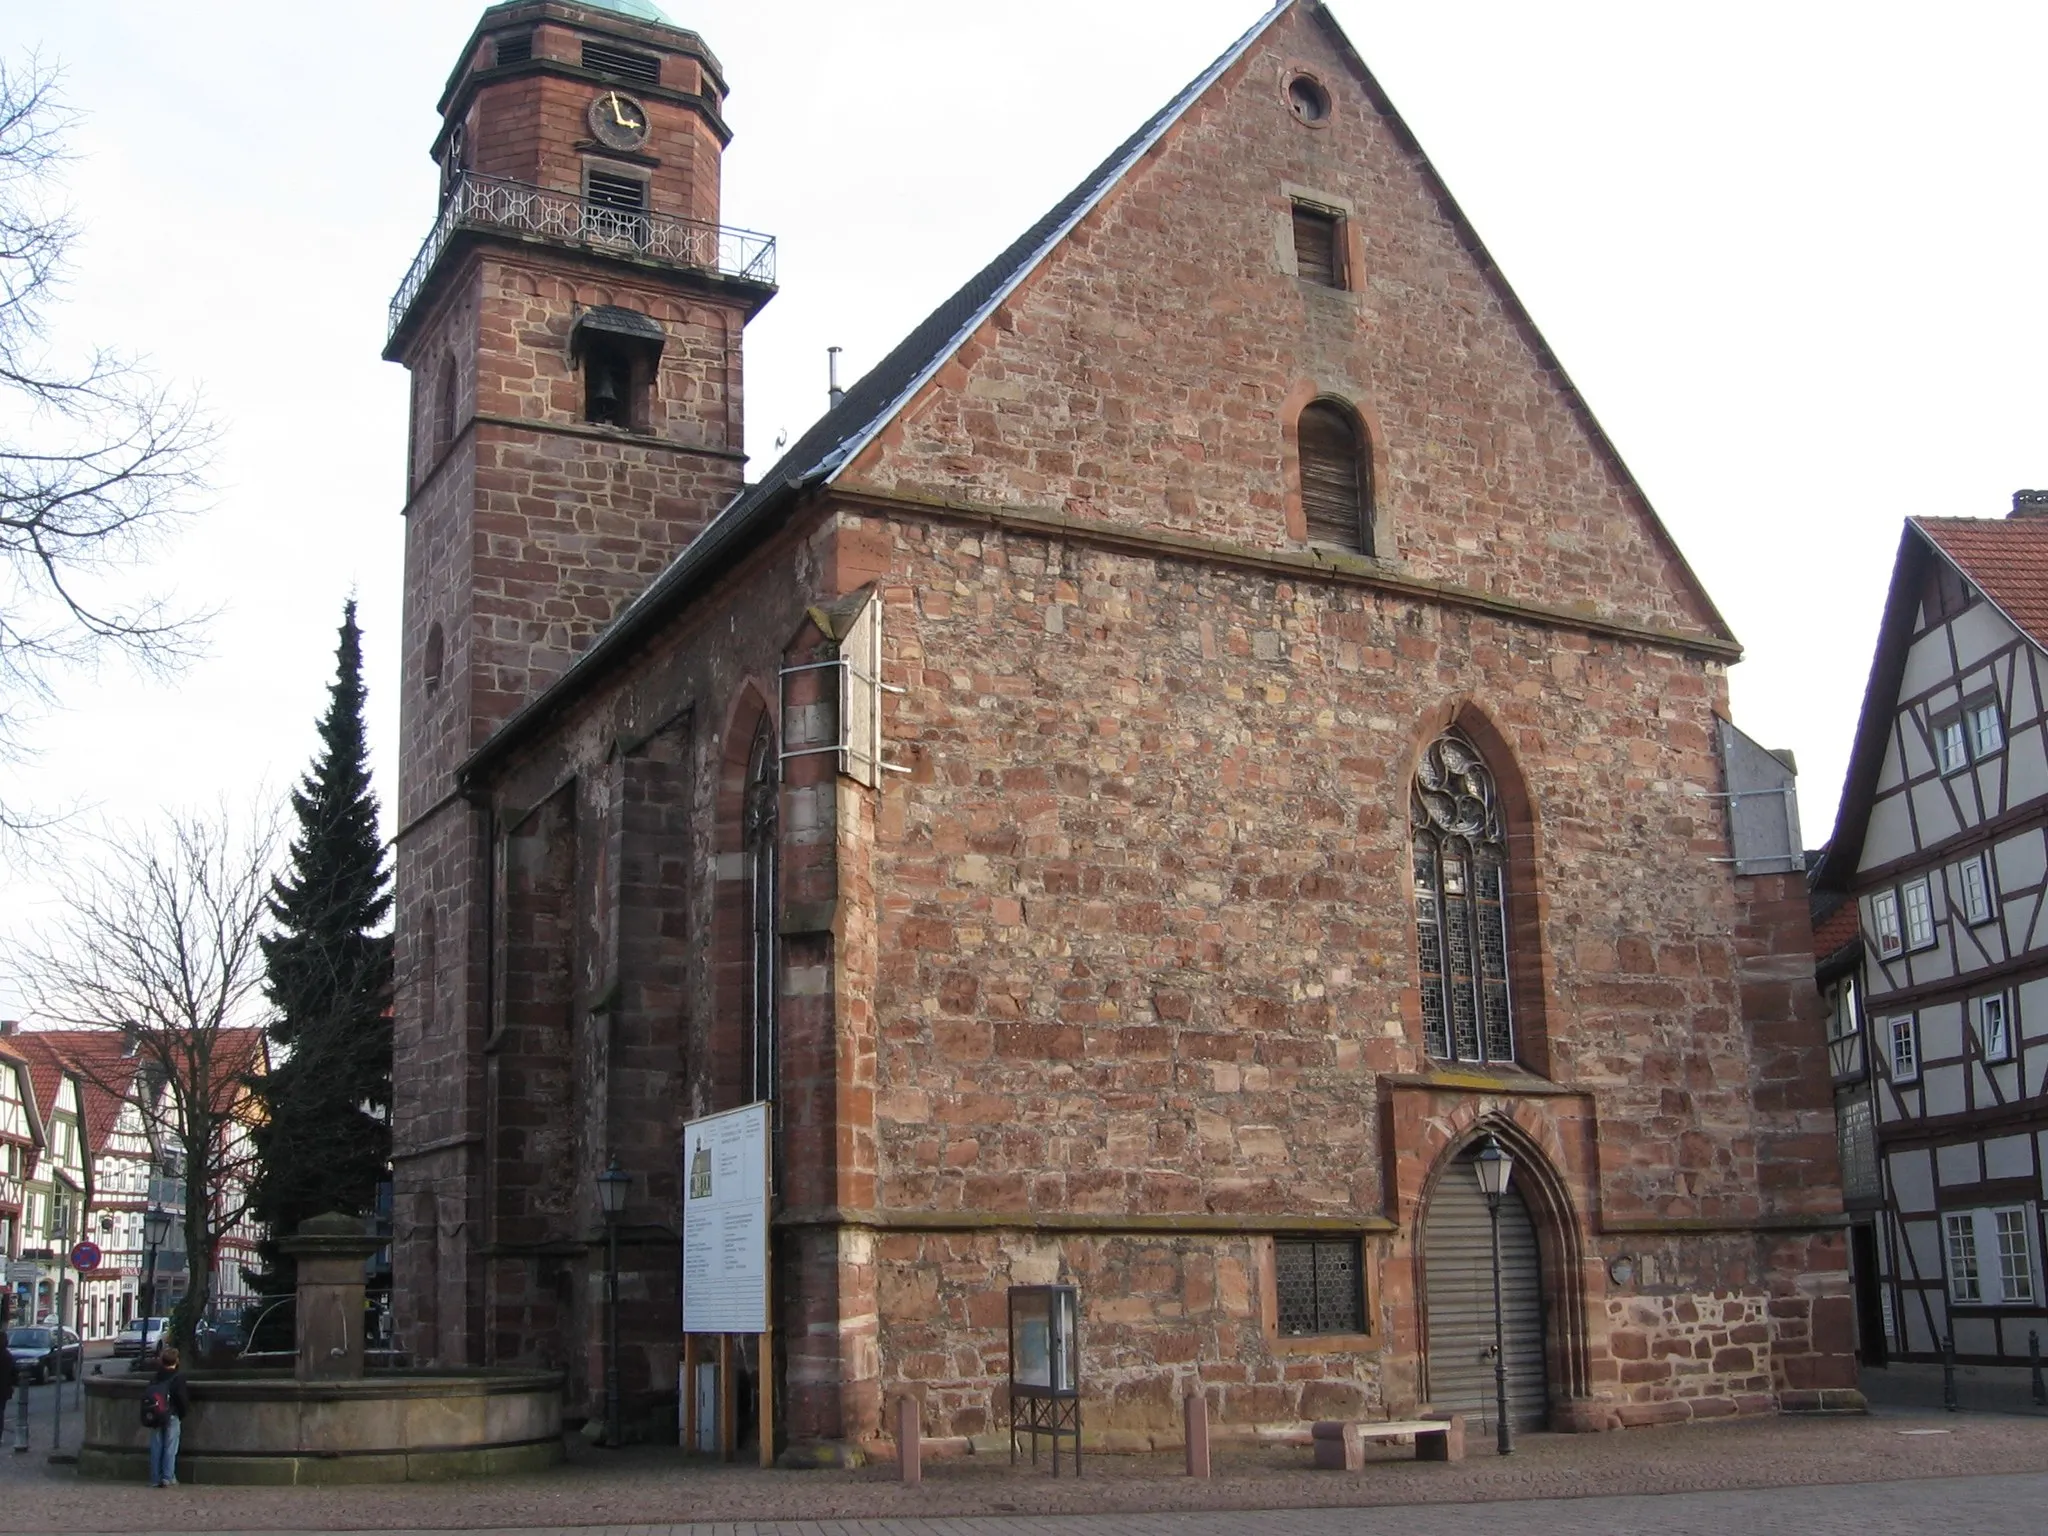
1416,1117,1591,1431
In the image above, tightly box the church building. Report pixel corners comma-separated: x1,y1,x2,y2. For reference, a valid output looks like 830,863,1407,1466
387,0,1858,1455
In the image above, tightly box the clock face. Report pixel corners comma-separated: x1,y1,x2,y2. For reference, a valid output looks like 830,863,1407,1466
588,91,650,151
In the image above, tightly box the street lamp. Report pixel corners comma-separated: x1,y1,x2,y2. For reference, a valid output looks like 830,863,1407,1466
596,1156,630,1449
142,1205,173,1324
1473,1134,1516,1456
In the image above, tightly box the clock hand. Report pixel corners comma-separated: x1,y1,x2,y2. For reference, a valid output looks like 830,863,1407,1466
610,92,630,127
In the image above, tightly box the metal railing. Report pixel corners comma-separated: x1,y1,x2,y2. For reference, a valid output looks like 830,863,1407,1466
387,172,777,343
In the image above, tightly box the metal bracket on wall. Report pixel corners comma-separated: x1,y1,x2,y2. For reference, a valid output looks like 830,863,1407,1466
776,591,906,786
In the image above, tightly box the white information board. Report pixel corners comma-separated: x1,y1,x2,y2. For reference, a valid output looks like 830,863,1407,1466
681,1101,770,1335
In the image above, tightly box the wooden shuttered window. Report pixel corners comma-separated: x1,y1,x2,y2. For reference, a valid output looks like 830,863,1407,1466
1292,204,1344,288
1297,402,1370,552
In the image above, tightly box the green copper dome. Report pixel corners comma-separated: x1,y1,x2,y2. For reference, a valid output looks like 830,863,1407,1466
580,0,674,21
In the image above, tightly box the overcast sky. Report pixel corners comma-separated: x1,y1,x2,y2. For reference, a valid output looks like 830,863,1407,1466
1,0,2043,1016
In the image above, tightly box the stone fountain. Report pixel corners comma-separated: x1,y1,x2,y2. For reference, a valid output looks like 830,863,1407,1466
80,1214,564,1484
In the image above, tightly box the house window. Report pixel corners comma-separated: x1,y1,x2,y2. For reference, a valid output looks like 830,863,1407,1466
1947,1206,2038,1305
1967,701,2004,759
1959,853,1996,925
1975,993,2013,1064
1837,1096,1879,1201
1275,1236,1363,1335
1870,890,1902,959
1994,1208,2037,1304
1825,976,1864,1081
1412,730,1514,1066
1297,400,1371,554
1888,1015,1919,1082
1291,203,1345,289
1936,717,1968,775
1901,877,1936,950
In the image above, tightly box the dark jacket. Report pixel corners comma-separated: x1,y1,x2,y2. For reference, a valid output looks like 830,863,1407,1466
150,1365,190,1420
0,1345,16,1401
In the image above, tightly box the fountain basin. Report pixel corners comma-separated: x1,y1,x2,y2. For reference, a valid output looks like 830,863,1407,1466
80,1369,565,1484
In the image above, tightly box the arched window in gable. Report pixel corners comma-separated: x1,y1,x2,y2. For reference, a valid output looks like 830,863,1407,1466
1298,400,1372,555
744,716,779,1107
1412,729,1514,1064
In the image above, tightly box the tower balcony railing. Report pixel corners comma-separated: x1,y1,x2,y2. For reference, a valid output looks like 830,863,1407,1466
387,172,777,344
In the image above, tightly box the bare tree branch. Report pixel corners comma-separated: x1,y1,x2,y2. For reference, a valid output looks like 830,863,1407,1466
0,54,215,833
20,805,276,1343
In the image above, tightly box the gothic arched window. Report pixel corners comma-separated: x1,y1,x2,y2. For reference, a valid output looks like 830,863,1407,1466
1412,730,1514,1065
1298,400,1372,555
744,718,779,1106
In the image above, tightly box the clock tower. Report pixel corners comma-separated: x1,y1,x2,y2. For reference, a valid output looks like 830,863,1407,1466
384,0,773,1373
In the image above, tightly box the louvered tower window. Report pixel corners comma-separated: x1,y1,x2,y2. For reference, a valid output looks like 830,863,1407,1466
1412,730,1514,1065
1297,401,1371,553
495,31,534,66
583,41,661,86
1292,203,1344,288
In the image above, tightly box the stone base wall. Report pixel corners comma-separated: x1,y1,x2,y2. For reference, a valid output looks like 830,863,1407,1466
876,1228,1401,1450
870,1221,1858,1449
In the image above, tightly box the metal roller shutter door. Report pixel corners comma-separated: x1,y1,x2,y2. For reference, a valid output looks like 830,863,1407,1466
1422,1156,1548,1429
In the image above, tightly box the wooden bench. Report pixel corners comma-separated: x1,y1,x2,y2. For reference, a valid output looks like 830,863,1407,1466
1312,1413,1464,1469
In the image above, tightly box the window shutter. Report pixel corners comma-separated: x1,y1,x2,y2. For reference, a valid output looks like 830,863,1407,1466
1292,205,1343,288
1298,403,1367,551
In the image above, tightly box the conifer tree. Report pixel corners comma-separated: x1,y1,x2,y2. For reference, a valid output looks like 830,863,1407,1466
248,602,393,1286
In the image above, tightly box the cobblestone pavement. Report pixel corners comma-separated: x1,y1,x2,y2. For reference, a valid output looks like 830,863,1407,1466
2,1397,2045,1534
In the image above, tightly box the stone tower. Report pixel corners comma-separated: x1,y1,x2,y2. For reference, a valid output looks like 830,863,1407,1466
384,0,774,1379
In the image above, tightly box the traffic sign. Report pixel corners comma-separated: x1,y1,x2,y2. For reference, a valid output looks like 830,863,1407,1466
70,1241,102,1272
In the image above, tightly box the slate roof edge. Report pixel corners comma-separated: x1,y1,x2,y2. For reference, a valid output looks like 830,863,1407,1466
456,2,1293,785
811,0,1294,490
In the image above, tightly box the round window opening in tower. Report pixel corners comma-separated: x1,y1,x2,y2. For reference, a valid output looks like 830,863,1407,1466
1287,75,1331,124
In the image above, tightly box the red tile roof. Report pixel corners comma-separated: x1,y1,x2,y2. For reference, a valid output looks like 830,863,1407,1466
14,1033,145,1158
1809,898,1861,962
1915,516,2048,650
7,1027,266,1159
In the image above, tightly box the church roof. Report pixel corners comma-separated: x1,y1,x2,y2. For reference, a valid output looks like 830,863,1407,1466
465,3,1294,778
463,0,1732,782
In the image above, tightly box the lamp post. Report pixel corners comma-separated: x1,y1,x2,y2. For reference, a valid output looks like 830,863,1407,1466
1473,1134,1516,1456
596,1157,630,1449
142,1205,172,1327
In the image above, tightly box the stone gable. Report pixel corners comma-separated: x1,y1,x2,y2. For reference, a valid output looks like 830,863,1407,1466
841,4,1725,642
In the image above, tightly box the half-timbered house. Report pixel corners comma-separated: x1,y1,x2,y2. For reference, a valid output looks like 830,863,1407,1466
1815,493,2048,1364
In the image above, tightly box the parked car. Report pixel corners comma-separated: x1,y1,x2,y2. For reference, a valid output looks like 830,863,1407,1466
113,1316,170,1360
194,1314,247,1367
7,1325,83,1383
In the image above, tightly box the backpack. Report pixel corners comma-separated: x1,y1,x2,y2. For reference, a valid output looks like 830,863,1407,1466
140,1384,172,1429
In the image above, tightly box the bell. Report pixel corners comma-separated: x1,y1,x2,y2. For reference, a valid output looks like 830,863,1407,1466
593,370,620,408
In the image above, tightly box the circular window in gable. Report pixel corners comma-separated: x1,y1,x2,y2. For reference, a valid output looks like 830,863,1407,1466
1287,74,1331,125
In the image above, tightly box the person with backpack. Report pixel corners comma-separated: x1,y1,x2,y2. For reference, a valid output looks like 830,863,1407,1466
142,1345,190,1487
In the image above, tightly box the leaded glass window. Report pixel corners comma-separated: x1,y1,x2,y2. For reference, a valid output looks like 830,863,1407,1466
1412,730,1514,1065
1275,1236,1364,1335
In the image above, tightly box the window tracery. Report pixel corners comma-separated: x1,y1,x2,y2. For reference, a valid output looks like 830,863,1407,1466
1412,730,1514,1065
